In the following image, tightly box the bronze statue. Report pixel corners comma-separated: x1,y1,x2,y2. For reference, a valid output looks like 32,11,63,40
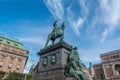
65,47,87,80
45,20,65,47
89,62,94,80
89,62,92,76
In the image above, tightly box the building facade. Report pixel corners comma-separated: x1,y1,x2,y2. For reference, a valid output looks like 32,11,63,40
93,49,120,80
0,35,28,73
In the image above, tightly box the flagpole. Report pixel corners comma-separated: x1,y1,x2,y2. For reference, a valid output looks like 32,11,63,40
24,46,32,80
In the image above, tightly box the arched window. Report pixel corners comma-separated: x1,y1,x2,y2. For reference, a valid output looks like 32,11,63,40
115,64,120,75
16,64,20,70
10,55,16,60
18,58,22,62
1,54,7,58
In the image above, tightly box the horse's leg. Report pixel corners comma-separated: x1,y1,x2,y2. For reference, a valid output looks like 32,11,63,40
45,34,50,47
60,34,64,42
52,39,55,44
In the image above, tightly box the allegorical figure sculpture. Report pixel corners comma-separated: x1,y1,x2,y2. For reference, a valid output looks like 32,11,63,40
45,20,65,47
89,62,94,80
65,47,87,80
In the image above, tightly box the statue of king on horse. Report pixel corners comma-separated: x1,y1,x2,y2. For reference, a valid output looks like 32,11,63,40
45,20,65,47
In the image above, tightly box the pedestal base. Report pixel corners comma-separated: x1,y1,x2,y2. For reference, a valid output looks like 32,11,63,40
35,41,72,80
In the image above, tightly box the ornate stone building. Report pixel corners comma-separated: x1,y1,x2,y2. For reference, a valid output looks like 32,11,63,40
0,34,28,73
93,49,120,80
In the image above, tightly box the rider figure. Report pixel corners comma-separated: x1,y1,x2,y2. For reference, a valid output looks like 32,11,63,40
52,20,59,35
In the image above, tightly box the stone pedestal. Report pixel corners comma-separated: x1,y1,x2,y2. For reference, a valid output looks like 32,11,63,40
36,41,72,80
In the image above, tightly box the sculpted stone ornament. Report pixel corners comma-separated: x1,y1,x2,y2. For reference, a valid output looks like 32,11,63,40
51,54,57,65
65,47,87,80
42,57,48,67
45,20,65,47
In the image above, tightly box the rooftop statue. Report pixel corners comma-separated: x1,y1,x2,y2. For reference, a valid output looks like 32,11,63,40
89,62,94,80
89,62,92,76
65,47,87,80
45,20,65,47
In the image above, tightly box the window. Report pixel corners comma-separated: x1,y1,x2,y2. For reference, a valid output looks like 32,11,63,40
0,38,2,41
18,58,22,62
16,68,19,70
0,61,3,67
111,55,119,59
116,55,119,58
1,54,7,58
16,64,20,70
14,43,18,46
7,41,10,44
8,63,12,69
10,56,15,60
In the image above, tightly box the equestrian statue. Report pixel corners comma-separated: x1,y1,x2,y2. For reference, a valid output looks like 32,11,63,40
45,20,65,47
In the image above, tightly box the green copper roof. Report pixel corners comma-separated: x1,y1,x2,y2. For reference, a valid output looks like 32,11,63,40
0,34,26,50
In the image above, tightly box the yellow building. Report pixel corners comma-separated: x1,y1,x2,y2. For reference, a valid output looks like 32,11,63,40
0,34,28,73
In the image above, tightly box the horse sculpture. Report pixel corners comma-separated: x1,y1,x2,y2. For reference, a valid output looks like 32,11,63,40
45,20,65,47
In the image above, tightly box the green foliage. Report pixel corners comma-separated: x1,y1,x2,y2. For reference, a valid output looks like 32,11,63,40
26,74,32,80
6,72,24,80
0,71,6,79
4,71,32,80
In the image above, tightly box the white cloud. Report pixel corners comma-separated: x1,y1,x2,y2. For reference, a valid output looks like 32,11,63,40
67,7,84,35
99,0,120,42
18,37,46,46
78,0,89,16
78,48,101,64
66,0,88,36
118,38,120,41
43,0,120,41
101,29,108,42
44,0,89,36
44,0,64,19
81,55,100,63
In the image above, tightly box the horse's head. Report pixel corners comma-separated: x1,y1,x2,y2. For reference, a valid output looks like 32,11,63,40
60,21,65,31
53,19,60,27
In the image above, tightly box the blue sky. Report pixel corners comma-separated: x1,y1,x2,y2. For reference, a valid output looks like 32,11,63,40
0,0,120,72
